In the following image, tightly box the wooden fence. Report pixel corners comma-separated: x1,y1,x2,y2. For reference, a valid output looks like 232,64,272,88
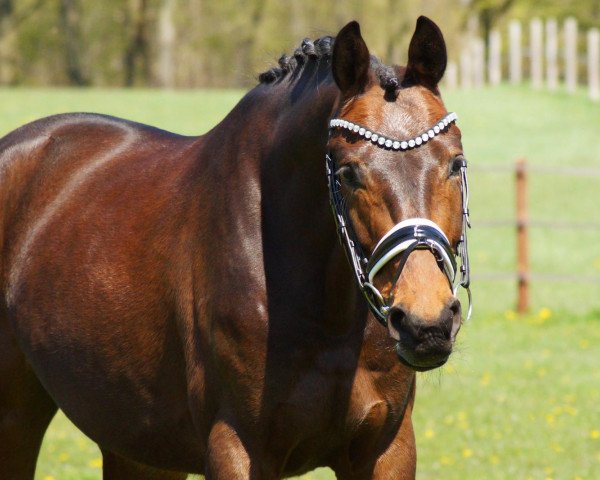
445,17,600,101
472,159,600,313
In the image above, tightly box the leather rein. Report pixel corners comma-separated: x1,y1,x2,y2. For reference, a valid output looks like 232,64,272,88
326,112,472,326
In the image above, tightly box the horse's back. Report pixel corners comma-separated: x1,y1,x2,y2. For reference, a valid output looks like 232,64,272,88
0,112,196,293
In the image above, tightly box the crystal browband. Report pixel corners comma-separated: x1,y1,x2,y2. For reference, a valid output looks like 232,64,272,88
329,112,458,151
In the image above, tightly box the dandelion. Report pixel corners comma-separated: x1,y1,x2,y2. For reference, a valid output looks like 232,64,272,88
462,448,474,458
439,455,455,466
424,428,435,439
564,405,578,416
591,429,600,439
43,476,56,480
545,413,556,426
443,364,456,374
538,368,547,378
550,443,564,453
579,339,590,350
489,454,500,465
89,458,103,468
538,307,552,321
58,452,69,462
443,415,455,425
480,371,491,386
504,309,517,321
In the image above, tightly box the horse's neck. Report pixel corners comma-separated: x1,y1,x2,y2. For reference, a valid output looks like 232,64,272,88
258,79,365,335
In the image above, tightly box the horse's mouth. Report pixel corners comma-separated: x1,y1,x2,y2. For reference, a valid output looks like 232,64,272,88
395,343,450,372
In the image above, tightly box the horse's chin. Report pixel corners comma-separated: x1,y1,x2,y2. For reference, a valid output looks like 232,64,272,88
395,344,449,372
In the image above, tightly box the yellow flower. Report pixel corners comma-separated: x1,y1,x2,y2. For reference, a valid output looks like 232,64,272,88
591,429,600,439
89,457,103,468
550,443,564,453
538,307,552,320
480,371,491,386
580,339,590,349
44,476,56,480
443,364,456,374
462,448,474,458
424,428,435,439
504,309,517,321
439,455,455,466
58,452,69,462
489,454,500,465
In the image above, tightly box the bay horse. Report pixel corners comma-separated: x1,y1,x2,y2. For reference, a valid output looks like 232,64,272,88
0,16,471,480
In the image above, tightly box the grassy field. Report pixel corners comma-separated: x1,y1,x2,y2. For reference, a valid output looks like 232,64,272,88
0,85,598,479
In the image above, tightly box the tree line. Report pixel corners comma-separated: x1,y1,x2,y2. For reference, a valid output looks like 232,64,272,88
0,0,597,89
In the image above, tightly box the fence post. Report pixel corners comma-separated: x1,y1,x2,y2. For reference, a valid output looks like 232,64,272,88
473,38,485,87
546,18,559,90
509,20,522,84
564,17,578,94
460,48,473,89
445,61,458,90
530,18,543,89
516,158,529,313
488,29,502,85
588,28,600,101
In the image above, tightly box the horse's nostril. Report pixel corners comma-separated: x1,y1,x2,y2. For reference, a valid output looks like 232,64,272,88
447,298,462,340
387,306,408,342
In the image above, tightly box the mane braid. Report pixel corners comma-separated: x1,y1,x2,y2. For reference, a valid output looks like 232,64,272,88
258,36,334,84
258,34,397,89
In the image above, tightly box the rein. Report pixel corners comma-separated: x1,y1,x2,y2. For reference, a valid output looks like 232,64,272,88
326,113,472,326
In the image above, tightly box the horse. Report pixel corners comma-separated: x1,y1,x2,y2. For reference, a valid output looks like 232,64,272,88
0,16,471,480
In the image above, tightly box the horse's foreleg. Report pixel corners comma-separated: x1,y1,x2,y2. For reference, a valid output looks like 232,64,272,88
206,419,261,480
100,448,188,480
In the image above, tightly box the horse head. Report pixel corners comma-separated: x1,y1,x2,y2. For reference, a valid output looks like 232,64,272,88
327,17,470,372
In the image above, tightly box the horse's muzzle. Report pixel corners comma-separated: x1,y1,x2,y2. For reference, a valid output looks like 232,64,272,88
387,298,462,372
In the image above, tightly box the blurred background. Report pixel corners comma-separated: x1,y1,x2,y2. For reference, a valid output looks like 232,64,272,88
0,1,598,480
0,0,597,89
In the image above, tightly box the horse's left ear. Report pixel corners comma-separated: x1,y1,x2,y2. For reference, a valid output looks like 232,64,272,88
404,16,447,90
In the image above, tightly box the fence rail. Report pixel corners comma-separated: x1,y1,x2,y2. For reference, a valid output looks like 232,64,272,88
473,158,600,312
446,17,600,102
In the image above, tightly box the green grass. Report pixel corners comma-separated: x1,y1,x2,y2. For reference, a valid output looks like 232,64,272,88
0,85,598,479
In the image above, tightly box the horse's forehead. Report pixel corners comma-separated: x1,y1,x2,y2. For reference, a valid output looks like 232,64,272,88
341,84,448,136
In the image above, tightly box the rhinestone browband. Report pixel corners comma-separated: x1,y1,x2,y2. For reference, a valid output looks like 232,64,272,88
329,112,457,151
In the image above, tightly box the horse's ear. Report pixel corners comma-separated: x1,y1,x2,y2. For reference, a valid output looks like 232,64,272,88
332,21,370,98
404,16,447,90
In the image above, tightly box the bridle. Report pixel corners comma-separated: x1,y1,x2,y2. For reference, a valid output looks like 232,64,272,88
326,112,472,326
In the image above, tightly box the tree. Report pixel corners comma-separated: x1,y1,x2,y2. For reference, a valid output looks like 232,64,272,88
59,0,88,85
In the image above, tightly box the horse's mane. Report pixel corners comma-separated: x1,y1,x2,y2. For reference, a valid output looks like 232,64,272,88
258,34,401,93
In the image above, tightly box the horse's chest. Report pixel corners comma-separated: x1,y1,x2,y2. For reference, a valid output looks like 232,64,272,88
260,346,408,471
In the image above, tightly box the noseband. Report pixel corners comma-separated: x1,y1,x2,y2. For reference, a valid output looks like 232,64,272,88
326,112,472,325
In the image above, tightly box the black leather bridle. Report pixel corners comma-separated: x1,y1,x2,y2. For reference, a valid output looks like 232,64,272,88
326,112,472,326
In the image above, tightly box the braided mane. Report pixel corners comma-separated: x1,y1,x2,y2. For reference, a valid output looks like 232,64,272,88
258,35,401,93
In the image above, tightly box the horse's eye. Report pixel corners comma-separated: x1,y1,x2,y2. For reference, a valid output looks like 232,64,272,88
450,155,466,176
337,164,360,187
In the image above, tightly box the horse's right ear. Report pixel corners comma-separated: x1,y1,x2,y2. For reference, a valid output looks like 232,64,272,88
332,21,370,98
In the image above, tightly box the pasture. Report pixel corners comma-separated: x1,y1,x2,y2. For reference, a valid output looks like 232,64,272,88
0,85,598,479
